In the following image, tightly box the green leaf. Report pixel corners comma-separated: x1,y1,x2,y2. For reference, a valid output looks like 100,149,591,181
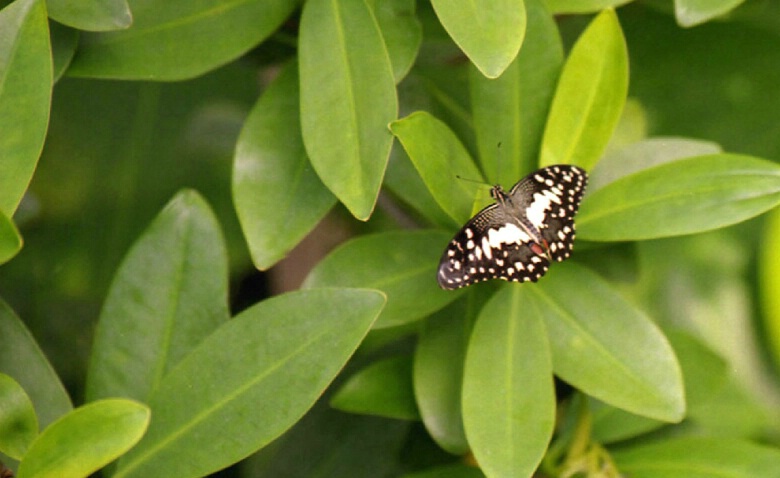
299,0,397,220
462,286,555,478
469,0,562,186
430,0,526,79
87,190,230,402
578,154,780,241
402,463,486,478
370,0,422,83
612,437,780,478
0,299,72,429
760,204,780,369
545,0,633,14
0,374,37,460
303,230,461,328
233,63,336,270
46,0,131,31
50,21,79,82
390,111,484,224
331,355,418,420
67,0,297,80
0,211,22,265
540,9,628,170
675,0,747,27
0,0,52,216
532,263,685,422
113,288,385,478
17,399,150,478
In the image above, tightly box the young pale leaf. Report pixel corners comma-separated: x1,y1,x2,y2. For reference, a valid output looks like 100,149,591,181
759,205,780,369
612,436,780,478
233,63,336,271
469,0,563,186
540,9,627,170
68,0,296,80
46,0,131,31
331,355,419,420
299,0,397,220
675,0,747,27
0,374,37,460
303,230,461,328
531,263,685,422
545,0,633,13
17,399,150,478
370,0,422,83
462,286,555,478
390,112,484,224
0,0,51,216
113,288,385,478
0,300,72,429
87,190,230,403
0,212,22,265
430,0,525,79
578,154,780,241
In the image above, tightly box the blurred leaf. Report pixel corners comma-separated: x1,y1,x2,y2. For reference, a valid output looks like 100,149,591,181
87,190,230,402
371,0,422,83
603,98,649,153
113,289,385,478
590,399,663,445
46,0,131,31
303,230,461,328
462,285,555,478
390,111,485,224
0,299,72,429
675,0,747,27
299,0,397,220
17,399,150,478
469,0,562,186
540,9,628,170
0,374,37,460
0,212,22,265
578,154,780,241
402,463,486,478
0,0,51,216
430,0,525,78
331,355,418,420
589,136,722,192
759,204,780,370
686,375,771,439
545,0,633,13
233,63,336,270
612,436,780,478
68,0,297,80
50,21,79,82
533,263,685,422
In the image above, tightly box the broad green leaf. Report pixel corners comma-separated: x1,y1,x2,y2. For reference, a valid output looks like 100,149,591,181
578,154,780,241
589,399,663,445
0,0,51,216
233,63,336,271
685,375,770,439
532,263,685,422
589,137,722,192
68,0,297,80
402,463,486,478
87,190,230,402
0,212,22,265
46,0,131,31
113,288,385,478
760,205,780,369
545,0,633,13
303,230,461,328
390,111,485,224
370,0,422,83
0,300,72,429
430,0,525,79
540,9,628,170
331,355,418,420
299,0,397,220
675,0,746,27
0,374,37,460
469,0,563,186
462,286,555,478
612,437,780,478
17,399,149,478
50,21,79,82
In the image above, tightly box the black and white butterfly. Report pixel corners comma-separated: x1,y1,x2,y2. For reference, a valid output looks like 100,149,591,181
437,164,588,290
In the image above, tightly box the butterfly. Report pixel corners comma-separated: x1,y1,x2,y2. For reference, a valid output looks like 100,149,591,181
437,165,588,290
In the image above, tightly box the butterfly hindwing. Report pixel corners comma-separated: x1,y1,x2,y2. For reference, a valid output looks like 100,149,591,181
437,165,587,290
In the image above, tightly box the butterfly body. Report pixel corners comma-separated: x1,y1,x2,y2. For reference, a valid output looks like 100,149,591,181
437,165,588,290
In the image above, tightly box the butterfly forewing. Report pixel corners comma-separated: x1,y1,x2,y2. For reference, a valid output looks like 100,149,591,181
437,165,587,290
